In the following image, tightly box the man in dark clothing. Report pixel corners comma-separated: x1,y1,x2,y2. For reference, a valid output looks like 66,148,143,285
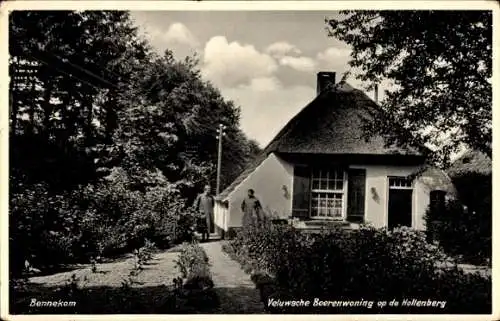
193,185,214,242
241,189,263,227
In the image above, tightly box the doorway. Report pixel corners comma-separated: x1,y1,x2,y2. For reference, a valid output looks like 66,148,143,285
388,177,413,229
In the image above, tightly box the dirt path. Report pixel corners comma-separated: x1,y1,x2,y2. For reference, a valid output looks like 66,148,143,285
200,241,266,314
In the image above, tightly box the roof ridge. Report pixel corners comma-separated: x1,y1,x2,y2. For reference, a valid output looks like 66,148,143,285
258,88,330,152
259,81,354,153
216,82,356,199
216,82,427,199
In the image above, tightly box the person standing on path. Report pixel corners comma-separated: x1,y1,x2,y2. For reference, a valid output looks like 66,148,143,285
241,189,263,227
193,185,215,242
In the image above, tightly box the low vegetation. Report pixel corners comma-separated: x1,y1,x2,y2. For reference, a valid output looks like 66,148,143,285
425,200,491,266
425,168,491,266
10,173,200,277
223,220,491,314
169,242,218,313
11,241,219,314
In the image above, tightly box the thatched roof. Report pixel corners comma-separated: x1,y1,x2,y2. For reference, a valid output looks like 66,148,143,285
216,82,428,201
447,149,491,177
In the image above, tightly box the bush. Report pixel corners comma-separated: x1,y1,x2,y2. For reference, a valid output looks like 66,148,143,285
175,242,210,280
9,183,84,275
225,222,491,314
169,242,216,312
75,178,196,258
9,167,199,276
136,239,158,265
425,199,491,265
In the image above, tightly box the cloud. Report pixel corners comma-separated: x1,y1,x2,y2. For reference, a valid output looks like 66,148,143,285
316,47,351,68
266,42,318,73
200,37,319,145
315,47,357,83
202,36,278,87
265,41,302,58
279,56,317,73
133,20,199,58
247,77,282,92
163,22,198,47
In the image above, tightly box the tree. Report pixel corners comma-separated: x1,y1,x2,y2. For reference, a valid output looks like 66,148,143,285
9,10,259,196
326,11,492,165
115,50,261,197
9,10,151,190
9,10,262,272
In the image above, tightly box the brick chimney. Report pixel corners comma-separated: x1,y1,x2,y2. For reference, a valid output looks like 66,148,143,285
317,72,336,95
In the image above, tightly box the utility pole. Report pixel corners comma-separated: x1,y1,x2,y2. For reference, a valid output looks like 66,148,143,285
216,124,226,195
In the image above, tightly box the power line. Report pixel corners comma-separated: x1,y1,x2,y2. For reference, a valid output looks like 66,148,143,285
16,49,234,141
17,52,225,136
41,49,157,107
16,49,235,197
19,53,232,135
17,51,232,124
77,31,129,81
47,52,119,90
21,53,104,92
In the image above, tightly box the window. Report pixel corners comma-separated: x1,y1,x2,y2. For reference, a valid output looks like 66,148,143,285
430,190,446,210
389,176,413,189
310,168,346,219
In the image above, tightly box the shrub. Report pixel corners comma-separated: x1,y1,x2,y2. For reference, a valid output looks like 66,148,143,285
433,266,492,313
136,239,158,265
425,199,491,265
225,222,491,314
170,242,216,312
9,183,84,275
452,172,491,216
10,167,199,276
175,242,210,280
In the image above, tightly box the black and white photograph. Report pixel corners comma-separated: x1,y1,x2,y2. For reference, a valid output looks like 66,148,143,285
2,0,495,318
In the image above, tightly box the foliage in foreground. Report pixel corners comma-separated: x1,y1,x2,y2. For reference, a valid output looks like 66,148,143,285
425,168,491,265
224,222,491,314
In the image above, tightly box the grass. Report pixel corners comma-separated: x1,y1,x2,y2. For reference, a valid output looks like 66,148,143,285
10,244,219,314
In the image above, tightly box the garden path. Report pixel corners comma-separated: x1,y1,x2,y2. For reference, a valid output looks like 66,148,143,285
200,240,267,314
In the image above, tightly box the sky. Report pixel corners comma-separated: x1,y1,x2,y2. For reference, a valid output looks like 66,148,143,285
130,11,385,148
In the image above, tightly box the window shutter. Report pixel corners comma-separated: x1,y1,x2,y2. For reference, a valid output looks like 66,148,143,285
292,165,311,219
347,169,366,223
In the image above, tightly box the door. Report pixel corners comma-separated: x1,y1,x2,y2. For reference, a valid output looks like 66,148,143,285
388,177,413,229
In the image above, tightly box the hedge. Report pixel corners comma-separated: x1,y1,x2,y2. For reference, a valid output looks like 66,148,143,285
223,222,491,314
